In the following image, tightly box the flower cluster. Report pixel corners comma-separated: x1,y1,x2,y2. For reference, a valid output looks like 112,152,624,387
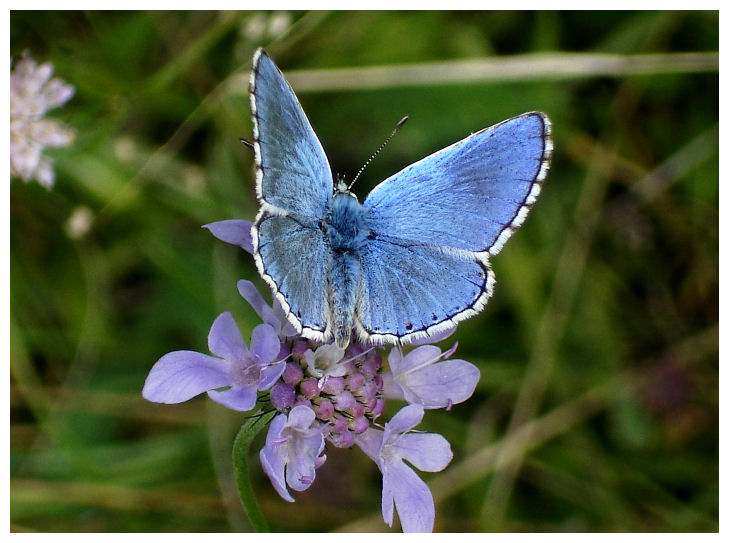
143,219,481,532
10,54,75,189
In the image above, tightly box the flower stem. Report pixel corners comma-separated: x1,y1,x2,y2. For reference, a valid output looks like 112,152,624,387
232,410,276,532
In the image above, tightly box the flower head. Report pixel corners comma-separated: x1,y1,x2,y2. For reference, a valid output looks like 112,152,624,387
259,404,326,502
10,54,75,188
357,404,453,532
143,312,284,411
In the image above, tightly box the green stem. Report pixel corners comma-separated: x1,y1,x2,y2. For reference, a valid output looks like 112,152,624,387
232,411,276,532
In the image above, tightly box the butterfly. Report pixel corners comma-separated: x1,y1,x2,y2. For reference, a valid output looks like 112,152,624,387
249,49,552,348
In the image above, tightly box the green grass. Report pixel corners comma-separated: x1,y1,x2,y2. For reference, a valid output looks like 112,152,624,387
10,10,718,532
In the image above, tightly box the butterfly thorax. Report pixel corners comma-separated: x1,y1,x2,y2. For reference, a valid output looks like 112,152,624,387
323,191,370,254
323,191,369,348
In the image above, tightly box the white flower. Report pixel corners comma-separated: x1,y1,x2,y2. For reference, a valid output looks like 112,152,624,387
241,11,292,42
10,55,75,188
303,343,347,380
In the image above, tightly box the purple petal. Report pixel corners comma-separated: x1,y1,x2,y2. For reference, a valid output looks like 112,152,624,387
207,384,257,411
143,351,230,404
381,371,406,401
396,433,453,472
258,360,286,390
397,345,442,373
442,341,459,359
398,360,480,409
387,347,404,373
386,404,424,437
260,414,294,502
285,430,324,492
356,427,384,462
383,461,435,533
203,220,254,254
382,468,395,528
237,280,281,333
287,403,317,429
250,323,280,363
207,312,247,361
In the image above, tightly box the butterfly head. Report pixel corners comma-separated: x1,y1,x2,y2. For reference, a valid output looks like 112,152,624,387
335,178,359,200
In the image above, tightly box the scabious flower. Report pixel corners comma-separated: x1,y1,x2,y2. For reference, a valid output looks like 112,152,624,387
10,54,75,188
143,312,285,411
143,220,482,532
357,404,453,532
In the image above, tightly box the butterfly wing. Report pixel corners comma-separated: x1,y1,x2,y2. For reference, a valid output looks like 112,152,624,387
357,112,552,344
255,214,330,338
250,49,333,341
249,49,333,217
356,238,493,344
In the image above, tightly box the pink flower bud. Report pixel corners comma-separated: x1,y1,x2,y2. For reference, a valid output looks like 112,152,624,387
300,378,320,399
282,361,303,385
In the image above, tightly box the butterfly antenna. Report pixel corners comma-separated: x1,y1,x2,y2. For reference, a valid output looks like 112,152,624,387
240,138,254,151
348,116,409,191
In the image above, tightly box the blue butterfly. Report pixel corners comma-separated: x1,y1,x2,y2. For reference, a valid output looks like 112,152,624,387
249,49,552,348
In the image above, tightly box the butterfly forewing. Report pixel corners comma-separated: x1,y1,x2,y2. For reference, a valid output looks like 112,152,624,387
364,112,551,255
250,49,333,218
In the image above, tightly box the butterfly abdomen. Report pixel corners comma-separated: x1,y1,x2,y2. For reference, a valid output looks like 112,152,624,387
328,250,362,348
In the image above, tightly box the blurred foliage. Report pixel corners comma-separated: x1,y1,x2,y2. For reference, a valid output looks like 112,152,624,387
10,10,718,533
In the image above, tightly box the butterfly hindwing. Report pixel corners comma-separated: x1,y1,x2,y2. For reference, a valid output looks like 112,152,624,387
255,214,330,338
355,238,494,344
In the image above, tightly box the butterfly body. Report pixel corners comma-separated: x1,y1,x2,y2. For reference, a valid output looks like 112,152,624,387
323,189,369,346
249,49,552,348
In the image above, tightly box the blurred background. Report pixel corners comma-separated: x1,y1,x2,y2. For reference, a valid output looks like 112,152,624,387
10,11,718,532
